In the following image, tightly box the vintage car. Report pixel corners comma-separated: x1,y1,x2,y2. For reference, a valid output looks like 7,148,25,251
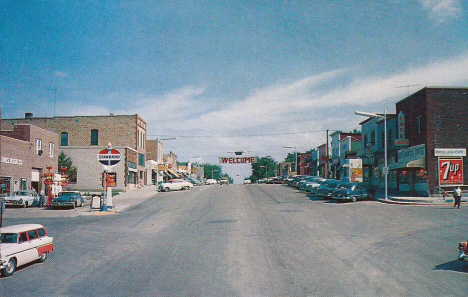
4,190,39,208
205,179,218,185
219,177,229,185
51,191,85,209
316,180,342,198
458,241,468,262
159,179,193,192
331,182,371,202
243,179,252,185
305,178,326,194
0,224,54,277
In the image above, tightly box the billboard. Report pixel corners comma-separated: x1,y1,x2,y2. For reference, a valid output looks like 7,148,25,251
438,158,463,186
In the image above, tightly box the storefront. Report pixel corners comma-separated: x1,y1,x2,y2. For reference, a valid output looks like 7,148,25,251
389,144,427,194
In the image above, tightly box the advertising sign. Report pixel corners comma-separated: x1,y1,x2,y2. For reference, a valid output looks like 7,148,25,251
219,157,258,164
101,172,117,187
97,148,121,167
350,168,363,182
434,148,466,157
438,158,463,186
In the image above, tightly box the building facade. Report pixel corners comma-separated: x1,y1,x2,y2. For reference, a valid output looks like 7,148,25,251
1,124,59,196
2,113,147,191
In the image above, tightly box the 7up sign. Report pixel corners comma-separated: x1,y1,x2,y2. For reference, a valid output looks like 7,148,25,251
438,158,463,186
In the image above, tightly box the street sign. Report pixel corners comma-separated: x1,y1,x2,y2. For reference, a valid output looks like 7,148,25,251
97,148,121,166
382,167,389,175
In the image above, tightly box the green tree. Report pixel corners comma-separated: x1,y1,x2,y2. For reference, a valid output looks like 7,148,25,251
58,151,77,182
250,156,278,182
203,164,223,180
284,152,296,163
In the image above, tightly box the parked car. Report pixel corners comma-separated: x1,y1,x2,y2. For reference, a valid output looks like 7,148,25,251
305,178,326,193
331,182,371,202
299,176,320,191
316,180,342,198
458,241,468,262
219,177,229,185
51,191,85,209
159,179,193,192
0,224,54,277
184,177,204,186
205,179,218,185
4,190,39,208
243,179,252,185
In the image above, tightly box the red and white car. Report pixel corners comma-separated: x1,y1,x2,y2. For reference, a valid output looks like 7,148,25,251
1,224,54,277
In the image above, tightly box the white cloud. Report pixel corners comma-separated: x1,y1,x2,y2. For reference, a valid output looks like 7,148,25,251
420,0,463,23
53,71,68,78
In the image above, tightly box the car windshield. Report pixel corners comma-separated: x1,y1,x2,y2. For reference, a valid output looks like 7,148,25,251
338,184,353,189
59,192,77,198
0,233,18,243
13,191,29,196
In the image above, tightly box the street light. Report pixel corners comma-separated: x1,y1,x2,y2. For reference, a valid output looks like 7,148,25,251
355,110,388,200
212,169,219,180
283,146,297,175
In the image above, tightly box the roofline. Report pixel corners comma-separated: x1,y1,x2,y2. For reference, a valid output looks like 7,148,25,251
396,87,468,105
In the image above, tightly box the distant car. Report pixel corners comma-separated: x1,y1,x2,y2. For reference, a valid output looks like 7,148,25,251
205,179,218,185
331,183,371,202
51,191,85,209
219,177,229,185
0,224,54,277
459,241,468,262
159,179,193,192
243,179,252,185
4,190,39,208
305,178,326,193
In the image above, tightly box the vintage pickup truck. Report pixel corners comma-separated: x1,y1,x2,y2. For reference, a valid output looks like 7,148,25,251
1,224,54,277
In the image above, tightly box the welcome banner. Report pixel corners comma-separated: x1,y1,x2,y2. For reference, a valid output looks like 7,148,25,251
219,157,258,164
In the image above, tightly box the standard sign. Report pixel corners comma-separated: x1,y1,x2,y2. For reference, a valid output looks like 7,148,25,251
97,149,121,166
219,157,258,164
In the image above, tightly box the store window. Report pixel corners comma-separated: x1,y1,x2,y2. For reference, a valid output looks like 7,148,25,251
61,132,69,146
128,172,137,184
91,129,99,146
21,178,27,190
138,154,145,167
0,177,12,197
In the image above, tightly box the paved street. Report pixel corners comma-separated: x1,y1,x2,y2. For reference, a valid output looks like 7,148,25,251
1,185,468,296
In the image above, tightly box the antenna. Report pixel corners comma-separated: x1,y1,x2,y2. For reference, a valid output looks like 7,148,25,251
50,87,58,117
396,84,421,95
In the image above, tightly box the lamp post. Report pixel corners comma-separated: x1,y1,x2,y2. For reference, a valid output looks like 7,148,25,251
355,110,388,200
283,146,297,175
212,169,219,180
156,136,176,185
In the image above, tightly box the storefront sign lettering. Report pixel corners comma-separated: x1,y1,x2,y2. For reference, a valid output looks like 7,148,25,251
1,157,23,166
398,111,405,139
434,148,466,157
398,144,425,163
438,158,463,186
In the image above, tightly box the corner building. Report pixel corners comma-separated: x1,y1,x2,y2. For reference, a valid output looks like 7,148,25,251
1,113,147,192
393,87,468,195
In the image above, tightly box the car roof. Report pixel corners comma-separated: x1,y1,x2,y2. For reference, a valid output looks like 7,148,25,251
1,224,45,233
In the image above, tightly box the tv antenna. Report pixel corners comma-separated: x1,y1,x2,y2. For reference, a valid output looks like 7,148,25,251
396,84,421,95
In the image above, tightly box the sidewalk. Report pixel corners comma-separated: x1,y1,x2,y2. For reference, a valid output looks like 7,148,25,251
373,188,466,206
87,185,158,215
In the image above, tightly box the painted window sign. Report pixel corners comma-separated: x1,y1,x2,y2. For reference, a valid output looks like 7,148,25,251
438,158,463,186
398,111,405,139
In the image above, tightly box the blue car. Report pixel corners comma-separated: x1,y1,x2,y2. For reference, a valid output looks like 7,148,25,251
331,183,371,202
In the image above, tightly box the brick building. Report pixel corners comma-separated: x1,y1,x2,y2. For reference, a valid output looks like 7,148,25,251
391,87,468,195
1,113,147,191
1,123,59,196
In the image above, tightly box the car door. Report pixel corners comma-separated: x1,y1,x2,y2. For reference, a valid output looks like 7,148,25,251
15,232,37,266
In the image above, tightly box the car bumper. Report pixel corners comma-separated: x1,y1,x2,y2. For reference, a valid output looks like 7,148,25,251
4,200,26,206
332,196,351,200
51,201,75,207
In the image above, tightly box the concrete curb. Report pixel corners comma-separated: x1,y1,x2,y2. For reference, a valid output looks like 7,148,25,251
377,198,455,206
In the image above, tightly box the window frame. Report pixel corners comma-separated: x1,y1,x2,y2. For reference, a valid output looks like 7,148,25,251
61,132,69,146
91,129,99,146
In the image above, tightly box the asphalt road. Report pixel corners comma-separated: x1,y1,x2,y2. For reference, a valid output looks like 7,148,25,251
1,185,468,297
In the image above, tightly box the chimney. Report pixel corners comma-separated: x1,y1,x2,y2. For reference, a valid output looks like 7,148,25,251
25,112,33,119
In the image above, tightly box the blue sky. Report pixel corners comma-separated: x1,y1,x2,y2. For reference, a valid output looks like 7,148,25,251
1,1,468,182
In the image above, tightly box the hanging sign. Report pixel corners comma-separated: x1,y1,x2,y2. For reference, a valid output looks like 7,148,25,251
219,157,258,164
97,143,121,167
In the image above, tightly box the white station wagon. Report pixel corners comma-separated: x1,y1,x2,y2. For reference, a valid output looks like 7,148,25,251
0,224,54,277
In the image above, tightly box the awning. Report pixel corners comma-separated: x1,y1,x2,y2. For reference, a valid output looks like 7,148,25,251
167,169,180,178
389,158,426,170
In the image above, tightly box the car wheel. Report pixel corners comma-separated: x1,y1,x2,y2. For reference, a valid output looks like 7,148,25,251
165,187,170,192
38,252,48,263
2,258,16,277
351,196,357,202
77,199,82,207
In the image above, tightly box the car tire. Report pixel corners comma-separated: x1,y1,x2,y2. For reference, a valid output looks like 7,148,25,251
351,196,357,202
165,187,170,192
2,258,16,277
77,199,82,207
38,252,48,263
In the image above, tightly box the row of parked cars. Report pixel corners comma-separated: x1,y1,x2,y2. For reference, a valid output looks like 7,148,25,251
285,175,373,202
2,190,86,209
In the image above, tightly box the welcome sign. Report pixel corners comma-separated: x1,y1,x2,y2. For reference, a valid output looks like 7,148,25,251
219,157,258,164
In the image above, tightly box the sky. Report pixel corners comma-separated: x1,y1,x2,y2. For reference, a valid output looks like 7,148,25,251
1,0,468,183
